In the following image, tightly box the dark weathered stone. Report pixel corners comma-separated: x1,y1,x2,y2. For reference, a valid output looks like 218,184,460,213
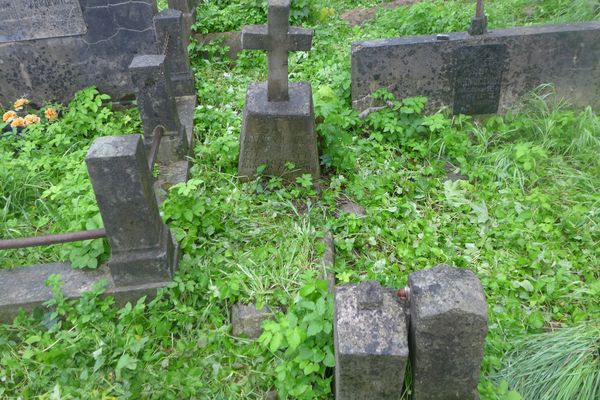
453,44,506,114
86,135,176,287
408,265,488,400
168,0,198,40
0,0,87,42
0,0,159,105
231,303,272,339
238,82,320,181
129,55,188,162
352,22,600,114
334,281,409,400
0,262,171,324
154,9,195,97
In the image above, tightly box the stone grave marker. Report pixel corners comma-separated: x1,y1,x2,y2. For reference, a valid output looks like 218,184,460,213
334,281,409,399
352,8,600,115
408,266,488,400
0,0,158,105
238,0,320,181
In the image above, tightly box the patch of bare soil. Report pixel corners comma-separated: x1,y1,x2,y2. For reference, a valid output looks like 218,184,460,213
341,0,419,26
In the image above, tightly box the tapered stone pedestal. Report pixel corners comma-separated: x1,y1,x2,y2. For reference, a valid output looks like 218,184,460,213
238,82,320,181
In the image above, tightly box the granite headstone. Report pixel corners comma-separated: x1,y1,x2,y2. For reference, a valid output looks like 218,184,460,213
0,0,158,105
352,22,600,114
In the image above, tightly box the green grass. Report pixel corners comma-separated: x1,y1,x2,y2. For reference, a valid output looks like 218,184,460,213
1,1,599,398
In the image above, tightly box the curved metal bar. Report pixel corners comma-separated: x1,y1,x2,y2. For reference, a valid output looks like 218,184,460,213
147,125,165,170
0,229,107,250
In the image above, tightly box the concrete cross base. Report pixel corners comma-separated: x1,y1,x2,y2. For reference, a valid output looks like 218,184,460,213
108,227,176,287
0,262,176,324
238,82,320,182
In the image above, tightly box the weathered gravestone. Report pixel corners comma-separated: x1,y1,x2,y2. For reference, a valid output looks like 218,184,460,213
352,4,600,115
334,281,409,400
0,0,177,105
333,267,488,399
238,0,320,181
408,265,488,400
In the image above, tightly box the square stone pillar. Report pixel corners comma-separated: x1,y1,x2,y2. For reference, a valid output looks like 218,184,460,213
334,281,409,400
154,9,196,97
86,135,176,286
238,82,320,181
129,54,188,163
168,0,198,40
408,265,488,400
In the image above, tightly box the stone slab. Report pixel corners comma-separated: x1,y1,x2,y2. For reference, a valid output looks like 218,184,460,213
238,82,320,181
231,303,272,339
0,0,158,105
408,265,488,400
0,0,87,43
334,281,409,399
0,262,172,324
352,22,600,114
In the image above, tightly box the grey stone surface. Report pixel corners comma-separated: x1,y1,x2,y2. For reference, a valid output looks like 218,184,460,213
231,303,272,339
154,9,195,97
352,22,600,114
129,54,189,161
408,265,488,400
0,0,159,105
334,281,409,400
86,135,176,287
168,0,198,40
0,262,171,323
0,0,87,43
241,0,313,102
238,82,320,181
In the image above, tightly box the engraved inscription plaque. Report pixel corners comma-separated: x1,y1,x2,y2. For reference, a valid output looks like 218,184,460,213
453,44,507,114
0,0,87,43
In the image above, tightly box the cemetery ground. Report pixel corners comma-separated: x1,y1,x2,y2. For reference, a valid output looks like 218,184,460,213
1,0,599,398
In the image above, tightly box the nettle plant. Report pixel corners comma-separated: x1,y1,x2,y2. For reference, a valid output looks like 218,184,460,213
259,277,335,399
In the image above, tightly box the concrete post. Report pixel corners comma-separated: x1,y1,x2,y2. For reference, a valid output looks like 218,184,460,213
334,281,409,399
408,265,488,400
129,54,188,162
86,135,176,286
154,9,196,97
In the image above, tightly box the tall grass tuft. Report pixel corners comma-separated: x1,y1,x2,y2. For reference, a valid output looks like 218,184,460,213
495,321,600,400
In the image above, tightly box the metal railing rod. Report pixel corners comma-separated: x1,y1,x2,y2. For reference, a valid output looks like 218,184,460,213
0,229,107,250
148,125,165,170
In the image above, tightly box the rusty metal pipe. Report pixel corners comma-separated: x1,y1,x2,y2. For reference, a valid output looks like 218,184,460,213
0,229,106,250
147,125,165,170
476,0,485,18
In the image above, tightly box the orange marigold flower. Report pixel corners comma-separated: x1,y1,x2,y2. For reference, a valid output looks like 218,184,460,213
2,110,17,123
13,98,29,111
45,107,58,122
24,114,41,126
10,117,26,128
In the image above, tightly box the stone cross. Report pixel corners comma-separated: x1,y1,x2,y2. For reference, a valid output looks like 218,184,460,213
241,0,313,102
